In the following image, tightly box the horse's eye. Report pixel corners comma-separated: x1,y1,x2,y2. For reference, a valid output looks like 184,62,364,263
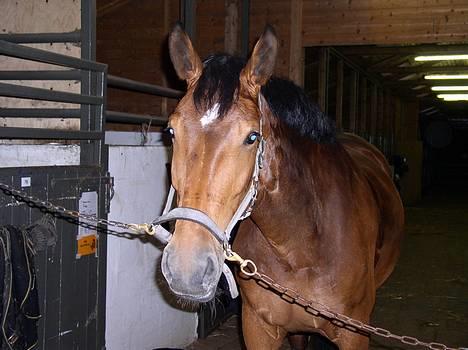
164,127,175,138
245,132,260,145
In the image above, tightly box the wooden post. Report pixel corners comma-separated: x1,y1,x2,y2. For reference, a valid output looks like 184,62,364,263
349,71,358,133
225,0,239,54
335,60,344,131
289,0,303,86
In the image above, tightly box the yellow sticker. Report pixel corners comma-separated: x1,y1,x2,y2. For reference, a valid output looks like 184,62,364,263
76,234,97,258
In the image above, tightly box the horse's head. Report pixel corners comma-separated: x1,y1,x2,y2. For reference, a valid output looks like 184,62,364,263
161,24,278,302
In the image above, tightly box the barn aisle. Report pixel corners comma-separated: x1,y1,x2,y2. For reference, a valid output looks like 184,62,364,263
187,187,468,349
370,186,468,349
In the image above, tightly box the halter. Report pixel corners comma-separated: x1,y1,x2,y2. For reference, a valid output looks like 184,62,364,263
148,110,266,298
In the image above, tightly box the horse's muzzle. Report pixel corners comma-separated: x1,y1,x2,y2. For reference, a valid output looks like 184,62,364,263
161,243,221,302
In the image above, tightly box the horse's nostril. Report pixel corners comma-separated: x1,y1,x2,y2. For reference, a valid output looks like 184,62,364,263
161,250,173,282
202,255,217,285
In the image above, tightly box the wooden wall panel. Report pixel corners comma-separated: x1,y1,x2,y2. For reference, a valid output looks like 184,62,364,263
195,0,227,58
249,1,293,79
97,0,181,118
193,1,296,82
302,0,468,45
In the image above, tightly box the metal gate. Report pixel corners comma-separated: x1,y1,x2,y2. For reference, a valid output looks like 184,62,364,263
0,1,108,349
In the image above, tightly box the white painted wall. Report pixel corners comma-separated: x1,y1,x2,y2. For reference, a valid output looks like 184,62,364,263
0,144,80,168
106,132,198,350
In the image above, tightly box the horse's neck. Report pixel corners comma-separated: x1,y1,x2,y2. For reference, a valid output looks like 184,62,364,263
251,137,334,255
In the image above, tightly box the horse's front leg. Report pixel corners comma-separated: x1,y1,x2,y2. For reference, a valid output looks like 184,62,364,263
288,333,309,350
242,304,287,349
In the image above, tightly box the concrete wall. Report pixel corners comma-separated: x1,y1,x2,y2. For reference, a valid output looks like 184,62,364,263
106,132,197,350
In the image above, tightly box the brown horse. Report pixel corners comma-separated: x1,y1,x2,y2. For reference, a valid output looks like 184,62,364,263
161,24,404,349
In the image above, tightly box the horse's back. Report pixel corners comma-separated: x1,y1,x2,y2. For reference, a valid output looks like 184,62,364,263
338,133,404,288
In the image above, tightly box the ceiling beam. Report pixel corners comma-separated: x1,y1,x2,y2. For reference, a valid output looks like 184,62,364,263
372,65,468,74
338,44,468,56
382,79,468,87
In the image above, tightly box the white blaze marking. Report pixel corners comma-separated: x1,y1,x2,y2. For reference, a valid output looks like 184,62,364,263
200,103,220,127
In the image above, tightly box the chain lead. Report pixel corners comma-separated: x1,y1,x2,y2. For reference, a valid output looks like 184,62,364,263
0,182,145,237
0,182,464,350
227,249,464,350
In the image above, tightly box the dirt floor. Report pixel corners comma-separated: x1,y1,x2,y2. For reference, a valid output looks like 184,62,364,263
186,187,468,350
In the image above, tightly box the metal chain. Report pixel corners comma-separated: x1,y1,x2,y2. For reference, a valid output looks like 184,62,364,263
1,182,464,350
225,250,464,350
0,182,145,238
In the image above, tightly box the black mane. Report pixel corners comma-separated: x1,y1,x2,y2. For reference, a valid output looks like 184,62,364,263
193,54,335,143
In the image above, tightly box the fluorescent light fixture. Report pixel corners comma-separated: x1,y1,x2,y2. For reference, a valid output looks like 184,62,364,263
431,86,468,91
425,74,468,80
436,93,468,101
415,54,468,61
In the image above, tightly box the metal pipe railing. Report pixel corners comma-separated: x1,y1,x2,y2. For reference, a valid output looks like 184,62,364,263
0,39,105,72
0,108,80,118
0,70,81,80
0,127,102,140
107,74,184,99
0,31,81,44
105,110,167,125
0,82,102,105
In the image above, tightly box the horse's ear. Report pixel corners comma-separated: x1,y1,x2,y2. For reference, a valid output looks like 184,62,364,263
168,23,203,87
240,25,278,97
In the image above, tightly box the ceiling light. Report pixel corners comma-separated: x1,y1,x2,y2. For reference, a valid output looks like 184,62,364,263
415,54,468,61
431,86,468,91
436,94,468,101
425,74,468,80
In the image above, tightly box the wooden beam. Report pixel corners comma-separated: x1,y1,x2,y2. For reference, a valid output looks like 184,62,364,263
225,0,240,55
367,55,413,72
289,0,304,86
375,65,468,74
337,44,468,56
383,79,468,87
335,60,344,131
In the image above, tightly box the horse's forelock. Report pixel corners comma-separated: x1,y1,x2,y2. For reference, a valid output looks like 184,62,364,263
193,54,246,118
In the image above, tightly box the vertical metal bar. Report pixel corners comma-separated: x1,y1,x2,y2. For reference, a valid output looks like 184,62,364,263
370,84,378,144
349,71,358,133
318,48,329,113
359,77,367,137
383,90,391,157
241,0,250,58
335,60,344,131
81,0,97,167
183,0,197,40
377,88,384,150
